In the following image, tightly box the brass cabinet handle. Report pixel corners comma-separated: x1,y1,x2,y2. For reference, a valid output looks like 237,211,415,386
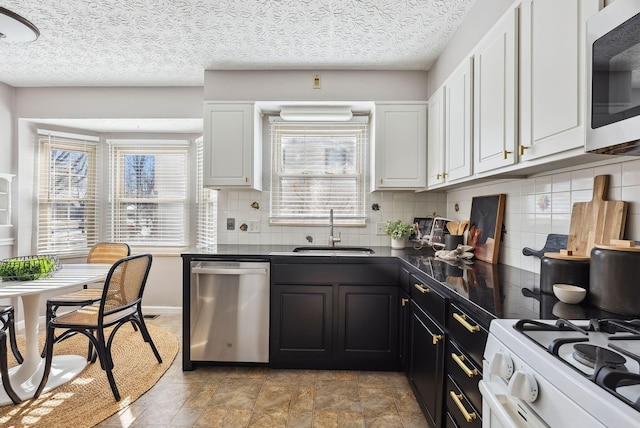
436,173,442,179
503,150,512,160
519,145,529,156
451,353,479,378
453,313,480,333
432,334,443,345
401,298,409,306
414,284,431,293
450,391,477,422
380,178,383,184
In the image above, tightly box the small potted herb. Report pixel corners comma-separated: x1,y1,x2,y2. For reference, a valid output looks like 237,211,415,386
384,220,414,249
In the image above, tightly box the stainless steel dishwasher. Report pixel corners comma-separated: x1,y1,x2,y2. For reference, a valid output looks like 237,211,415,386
190,261,270,363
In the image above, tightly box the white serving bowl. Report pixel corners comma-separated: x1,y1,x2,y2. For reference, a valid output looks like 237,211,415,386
553,283,587,304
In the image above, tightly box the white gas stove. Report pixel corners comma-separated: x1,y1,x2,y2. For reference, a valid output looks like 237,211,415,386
480,318,640,427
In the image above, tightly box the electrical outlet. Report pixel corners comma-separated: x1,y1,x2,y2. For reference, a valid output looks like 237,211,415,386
376,222,386,235
226,218,235,230
313,74,321,89
247,221,260,233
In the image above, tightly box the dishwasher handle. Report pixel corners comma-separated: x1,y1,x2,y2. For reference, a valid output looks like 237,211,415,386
192,266,268,275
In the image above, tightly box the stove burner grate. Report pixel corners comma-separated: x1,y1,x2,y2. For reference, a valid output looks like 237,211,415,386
573,343,627,369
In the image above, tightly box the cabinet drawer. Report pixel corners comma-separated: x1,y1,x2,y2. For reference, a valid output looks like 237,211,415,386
446,376,481,428
446,340,482,413
447,303,488,368
410,275,446,325
272,262,397,285
445,411,460,428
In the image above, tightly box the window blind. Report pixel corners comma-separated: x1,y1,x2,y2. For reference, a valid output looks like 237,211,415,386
108,141,189,247
196,138,218,248
37,133,99,255
270,120,367,225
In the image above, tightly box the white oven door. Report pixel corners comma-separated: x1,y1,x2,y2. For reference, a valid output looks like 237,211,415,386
479,380,548,428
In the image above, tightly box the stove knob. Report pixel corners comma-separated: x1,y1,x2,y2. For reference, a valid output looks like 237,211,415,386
489,352,514,379
507,371,539,402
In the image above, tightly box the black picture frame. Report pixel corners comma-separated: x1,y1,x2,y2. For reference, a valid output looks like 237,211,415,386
467,194,506,264
409,217,433,242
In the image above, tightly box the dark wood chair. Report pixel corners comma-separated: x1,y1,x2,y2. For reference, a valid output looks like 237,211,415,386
35,253,162,401
0,305,23,404
43,242,130,359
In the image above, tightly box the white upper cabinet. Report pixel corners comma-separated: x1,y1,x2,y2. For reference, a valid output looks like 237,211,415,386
372,103,427,190
519,0,600,161
445,57,474,183
427,87,445,188
427,58,474,189
473,6,518,174
203,102,262,190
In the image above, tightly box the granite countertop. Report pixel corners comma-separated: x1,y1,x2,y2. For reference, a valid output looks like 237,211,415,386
182,244,622,323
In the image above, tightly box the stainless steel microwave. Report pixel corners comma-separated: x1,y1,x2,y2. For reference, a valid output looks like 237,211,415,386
586,0,640,155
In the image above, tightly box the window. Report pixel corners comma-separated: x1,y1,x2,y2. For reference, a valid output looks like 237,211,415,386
270,119,367,225
196,138,218,248
108,140,189,247
36,132,99,254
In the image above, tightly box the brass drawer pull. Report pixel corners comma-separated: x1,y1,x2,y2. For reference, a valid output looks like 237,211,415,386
503,150,512,160
401,298,409,306
450,391,477,422
432,334,443,345
414,283,431,293
452,353,479,378
453,312,480,333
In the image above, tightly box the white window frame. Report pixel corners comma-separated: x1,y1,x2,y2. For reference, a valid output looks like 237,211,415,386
269,118,368,225
36,131,100,255
195,137,218,248
108,139,190,248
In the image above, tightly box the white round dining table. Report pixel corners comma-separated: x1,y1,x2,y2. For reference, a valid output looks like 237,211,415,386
0,263,111,405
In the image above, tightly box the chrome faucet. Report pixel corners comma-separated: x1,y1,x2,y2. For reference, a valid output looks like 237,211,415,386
328,209,341,247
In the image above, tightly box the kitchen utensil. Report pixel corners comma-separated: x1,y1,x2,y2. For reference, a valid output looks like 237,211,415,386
566,175,628,256
458,220,469,235
590,241,640,315
522,233,568,259
446,221,459,235
444,234,463,250
553,283,587,304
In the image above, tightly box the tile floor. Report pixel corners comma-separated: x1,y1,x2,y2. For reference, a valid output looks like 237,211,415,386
96,312,428,428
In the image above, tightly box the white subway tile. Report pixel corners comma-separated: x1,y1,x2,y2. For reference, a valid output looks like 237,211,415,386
571,168,595,190
552,172,571,192
622,159,640,186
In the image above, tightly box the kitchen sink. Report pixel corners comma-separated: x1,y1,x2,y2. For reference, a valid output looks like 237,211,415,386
291,246,375,255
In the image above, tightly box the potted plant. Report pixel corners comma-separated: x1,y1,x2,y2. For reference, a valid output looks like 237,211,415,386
384,220,414,249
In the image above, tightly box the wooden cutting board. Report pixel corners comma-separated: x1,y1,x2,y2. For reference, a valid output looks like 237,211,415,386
566,175,628,256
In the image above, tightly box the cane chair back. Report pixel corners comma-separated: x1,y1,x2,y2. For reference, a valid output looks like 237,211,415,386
87,242,131,265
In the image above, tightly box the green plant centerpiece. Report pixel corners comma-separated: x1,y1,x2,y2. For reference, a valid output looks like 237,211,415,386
384,220,414,249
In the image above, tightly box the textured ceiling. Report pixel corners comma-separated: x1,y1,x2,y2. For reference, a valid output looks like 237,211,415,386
0,0,476,87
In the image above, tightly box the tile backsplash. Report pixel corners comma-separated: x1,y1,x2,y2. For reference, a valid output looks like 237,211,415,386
215,156,640,275
445,157,640,274
216,190,447,247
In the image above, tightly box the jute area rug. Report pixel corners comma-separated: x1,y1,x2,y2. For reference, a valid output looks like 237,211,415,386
0,323,179,428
